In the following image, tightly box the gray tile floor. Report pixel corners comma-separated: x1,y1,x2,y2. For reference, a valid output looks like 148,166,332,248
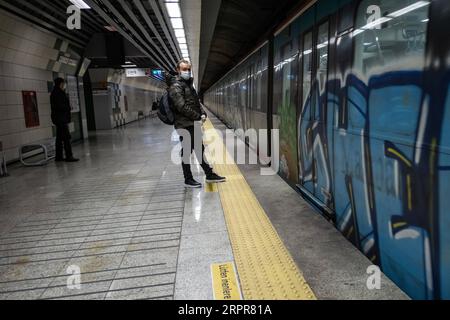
0,114,410,300
0,119,233,300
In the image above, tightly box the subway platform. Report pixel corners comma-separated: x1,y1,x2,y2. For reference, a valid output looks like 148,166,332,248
0,113,409,300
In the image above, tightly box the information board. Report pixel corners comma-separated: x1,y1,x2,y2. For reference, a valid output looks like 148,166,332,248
66,75,80,113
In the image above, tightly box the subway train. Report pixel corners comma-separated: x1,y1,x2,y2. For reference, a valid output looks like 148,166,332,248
204,0,450,300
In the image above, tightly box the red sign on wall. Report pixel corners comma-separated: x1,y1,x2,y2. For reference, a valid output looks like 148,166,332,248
22,91,40,128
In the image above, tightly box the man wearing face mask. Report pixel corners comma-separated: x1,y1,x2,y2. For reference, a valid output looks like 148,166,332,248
168,60,226,188
50,78,79,162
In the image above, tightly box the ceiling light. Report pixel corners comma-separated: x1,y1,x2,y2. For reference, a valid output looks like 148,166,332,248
69,0,91,9
179,44,188,50
104,26,117,32
177,37,187,44
165,2,181,18
121,65,137,68
174,29,185,38
171,18,183,29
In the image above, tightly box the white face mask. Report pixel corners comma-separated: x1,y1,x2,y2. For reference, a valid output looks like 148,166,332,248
180,71,191,81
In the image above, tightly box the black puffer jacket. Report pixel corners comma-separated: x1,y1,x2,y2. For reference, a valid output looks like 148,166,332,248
168,74,206,129
50,87,71,126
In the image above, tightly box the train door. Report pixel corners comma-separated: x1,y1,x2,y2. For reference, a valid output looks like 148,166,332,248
297,13,332,209
238,67,247,131
311,20,332,206
247,62,254,134
298,29,315,195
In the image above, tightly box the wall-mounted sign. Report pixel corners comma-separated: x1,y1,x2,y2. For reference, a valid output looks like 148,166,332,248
22,91,40,128
152,69,164,80
58,55,78,67
125,68,150,78
66,76,80,113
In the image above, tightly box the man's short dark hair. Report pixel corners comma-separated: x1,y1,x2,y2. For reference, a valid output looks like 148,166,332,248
54,77,65,87
177,59,191,69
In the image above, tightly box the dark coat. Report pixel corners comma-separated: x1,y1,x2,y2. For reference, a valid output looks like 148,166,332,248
50,87,71,126
168,75,206,129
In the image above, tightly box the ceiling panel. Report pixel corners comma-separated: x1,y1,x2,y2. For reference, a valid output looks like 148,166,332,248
199,0,310,92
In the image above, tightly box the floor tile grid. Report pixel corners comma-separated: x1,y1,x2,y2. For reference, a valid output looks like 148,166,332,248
38,174,147,299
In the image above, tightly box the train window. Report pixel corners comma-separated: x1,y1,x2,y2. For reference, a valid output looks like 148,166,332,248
317,21,330,95
302,31,313,109
281,42,293,110
240,70,246,109
256,61,262,111
353,0,430,79
338,2,357,33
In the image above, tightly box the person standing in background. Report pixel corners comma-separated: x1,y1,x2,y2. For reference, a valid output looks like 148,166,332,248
50,78,79,163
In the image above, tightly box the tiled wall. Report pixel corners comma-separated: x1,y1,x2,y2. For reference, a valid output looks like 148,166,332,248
91,69,165,128
114,80,164,126
0,9,81,162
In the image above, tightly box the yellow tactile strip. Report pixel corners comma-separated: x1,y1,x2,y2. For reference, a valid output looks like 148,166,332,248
203,120,316,300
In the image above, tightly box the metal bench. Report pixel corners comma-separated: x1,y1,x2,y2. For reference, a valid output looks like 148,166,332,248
0,141,8,177
19,139,55,167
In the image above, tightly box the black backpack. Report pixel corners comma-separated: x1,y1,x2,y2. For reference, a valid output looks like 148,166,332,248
157,91,175,125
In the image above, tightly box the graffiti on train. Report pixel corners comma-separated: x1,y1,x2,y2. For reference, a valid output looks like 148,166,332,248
297,69,450,300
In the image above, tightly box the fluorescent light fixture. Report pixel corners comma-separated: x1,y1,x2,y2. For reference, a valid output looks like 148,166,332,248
388,1,430,18
165,0,192,62
69,0,91,9
171,18,183,29
174,29,185,38
165,2,181,18
104,25,117,32
121,64,137,68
